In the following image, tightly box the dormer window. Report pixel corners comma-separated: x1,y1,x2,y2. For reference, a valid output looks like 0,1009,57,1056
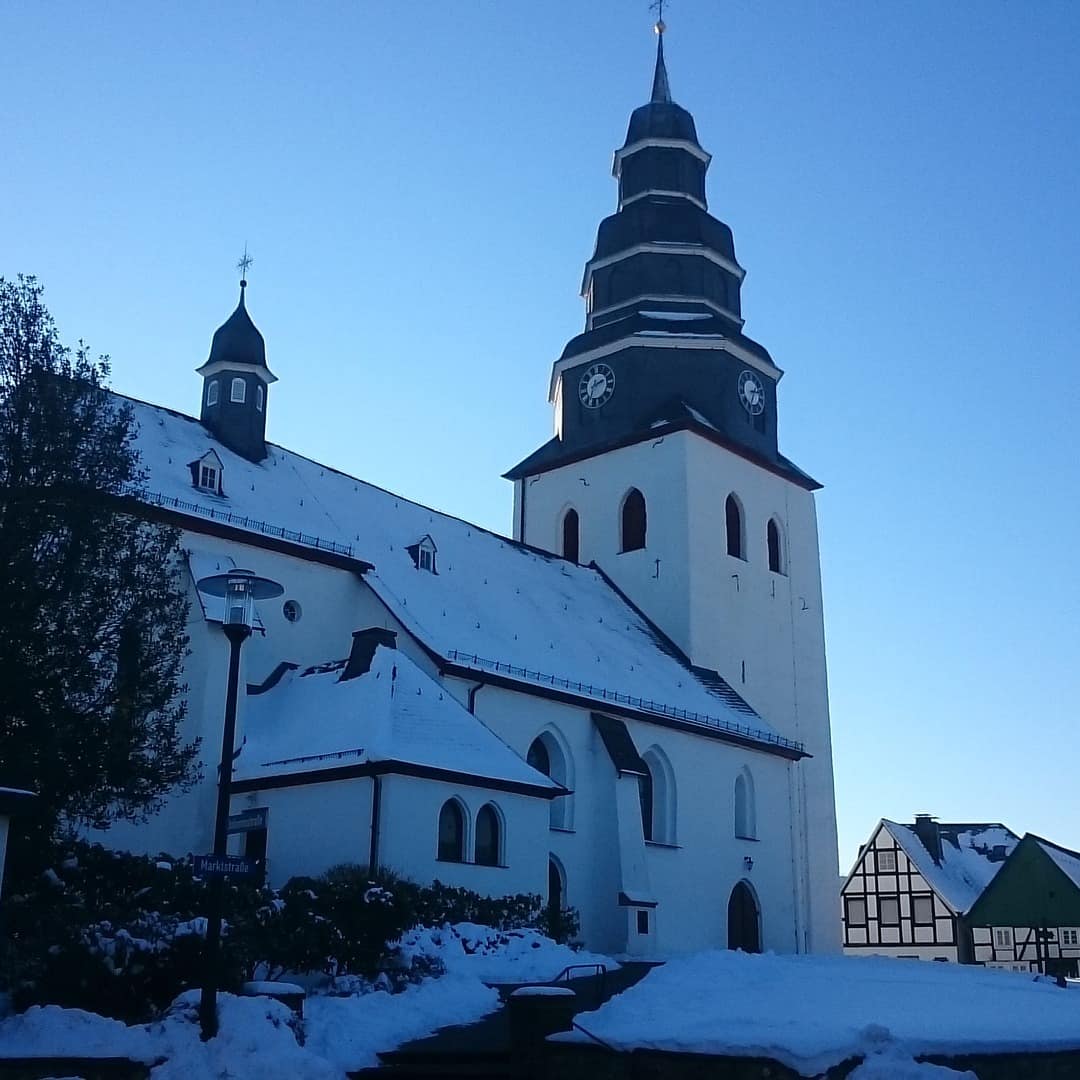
230,377,246,403
206,380,219,406
189,449,225,496
407,535,438,574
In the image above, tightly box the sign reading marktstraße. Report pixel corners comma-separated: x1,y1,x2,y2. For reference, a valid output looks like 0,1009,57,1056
194,854,259,878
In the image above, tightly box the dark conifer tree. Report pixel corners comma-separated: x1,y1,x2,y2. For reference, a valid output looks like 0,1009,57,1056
0,276,199,849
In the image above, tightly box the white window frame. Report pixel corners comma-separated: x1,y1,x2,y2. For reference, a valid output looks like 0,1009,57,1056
230,377,246,403
206,380,219,406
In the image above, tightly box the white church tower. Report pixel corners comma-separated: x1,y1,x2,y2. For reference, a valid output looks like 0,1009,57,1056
507,24,841,951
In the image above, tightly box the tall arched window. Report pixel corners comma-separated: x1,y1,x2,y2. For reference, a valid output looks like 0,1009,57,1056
475,803,502,866
562,509,580,564
734,768,757,840
641,747,677,845
725,494,744,559
527,729,574,830
437,799,466,862
767,518,784,574
621,488,647,552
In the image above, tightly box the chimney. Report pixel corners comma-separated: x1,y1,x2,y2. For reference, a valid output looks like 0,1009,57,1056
341,627,397,682
914,813,943,865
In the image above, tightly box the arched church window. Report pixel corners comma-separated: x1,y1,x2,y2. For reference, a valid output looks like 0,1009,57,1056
641,747,677,845
527,731,574,830
437,799,466,862
767,518,785,575
621,488,647,552
206,380,219,407
475,803,502,866
735,768,756,840
725,494,744,559
230,377,246,404
562,509,580,564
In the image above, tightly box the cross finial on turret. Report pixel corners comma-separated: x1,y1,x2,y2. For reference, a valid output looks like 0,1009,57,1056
236,245,253,288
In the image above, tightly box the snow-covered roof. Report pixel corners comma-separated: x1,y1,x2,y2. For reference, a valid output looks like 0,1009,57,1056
125,396,799,756
883,820,1019,914
235,644,559,794
1034,837,1080,891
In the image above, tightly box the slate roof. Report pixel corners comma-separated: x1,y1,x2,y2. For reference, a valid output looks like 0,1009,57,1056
234,645,558,794
124,395,801,757
883,820,1020,914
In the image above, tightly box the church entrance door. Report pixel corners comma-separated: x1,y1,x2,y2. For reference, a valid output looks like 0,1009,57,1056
727,881,761,953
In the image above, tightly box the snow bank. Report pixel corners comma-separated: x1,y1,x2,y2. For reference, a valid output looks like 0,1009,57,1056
400,922,616,983
561,951,1080,1075
305,973,498,1072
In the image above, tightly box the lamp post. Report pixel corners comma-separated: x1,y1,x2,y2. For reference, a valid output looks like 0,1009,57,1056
195,568,282,1039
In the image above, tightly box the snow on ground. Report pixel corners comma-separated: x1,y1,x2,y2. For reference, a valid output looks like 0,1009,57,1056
559,951,1080,1075
400,923,616,983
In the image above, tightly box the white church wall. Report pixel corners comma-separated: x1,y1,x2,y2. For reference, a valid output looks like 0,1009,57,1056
376,774,548,900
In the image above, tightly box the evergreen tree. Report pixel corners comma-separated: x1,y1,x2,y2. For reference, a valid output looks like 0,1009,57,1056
0,276,199,847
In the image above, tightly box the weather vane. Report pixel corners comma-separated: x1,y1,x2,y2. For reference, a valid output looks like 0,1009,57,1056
237,245,253,285
650,0,668,32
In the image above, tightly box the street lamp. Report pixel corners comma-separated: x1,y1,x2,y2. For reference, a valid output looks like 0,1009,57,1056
195,568,282,1040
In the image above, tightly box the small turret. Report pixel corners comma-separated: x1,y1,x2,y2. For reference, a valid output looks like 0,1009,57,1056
196,260,277,463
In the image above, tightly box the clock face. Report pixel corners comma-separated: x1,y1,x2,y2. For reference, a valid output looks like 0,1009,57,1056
738,370,766,416
579,363,615,409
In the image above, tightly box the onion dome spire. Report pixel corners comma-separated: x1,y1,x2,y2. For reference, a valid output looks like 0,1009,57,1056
651,17,672,103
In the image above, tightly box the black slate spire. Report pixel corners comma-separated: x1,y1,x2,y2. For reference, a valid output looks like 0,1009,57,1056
196,262,277,463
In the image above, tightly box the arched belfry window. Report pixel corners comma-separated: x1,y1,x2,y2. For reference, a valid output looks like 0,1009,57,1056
562,509,580,564
528,729,574,830
767,518,785,575
437,799,466,862
725,494,744,559
621,488,647,552
735,768,756,840
475,803,502,867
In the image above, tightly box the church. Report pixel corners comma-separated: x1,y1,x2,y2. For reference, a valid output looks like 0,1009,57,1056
102,24,841,958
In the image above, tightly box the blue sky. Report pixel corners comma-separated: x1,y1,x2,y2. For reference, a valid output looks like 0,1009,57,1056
3,2,1078,869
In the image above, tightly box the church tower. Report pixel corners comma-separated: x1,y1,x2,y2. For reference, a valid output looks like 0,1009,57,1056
506,22,841,952
196,271,276,462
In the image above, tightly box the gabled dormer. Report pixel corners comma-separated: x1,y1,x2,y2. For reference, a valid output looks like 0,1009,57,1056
196,276,277,463
189,449,224,496
406,535,438,574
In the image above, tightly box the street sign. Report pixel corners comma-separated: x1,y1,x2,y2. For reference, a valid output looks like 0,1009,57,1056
194,853,259,878
228,808,268,834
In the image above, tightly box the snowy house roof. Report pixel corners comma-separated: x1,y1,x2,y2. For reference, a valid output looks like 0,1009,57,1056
123,395,801,758
882,820,1020,914
233,644,559,797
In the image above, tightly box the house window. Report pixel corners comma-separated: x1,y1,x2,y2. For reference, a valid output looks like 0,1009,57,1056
995,928,1013,948
206,380,219,406
734,768,756,840
419,547,434,572
621,488,647,552
437,799,466,862
475,803,502,867
1063,929,1079,946
767,518,785,574
199,465,218,492
876,850,897,873
913,896,934,925
562,508,580,563
879,896,900,925
845,897,868,927
230,377,246,403
725,494,744,559
256,384,264,412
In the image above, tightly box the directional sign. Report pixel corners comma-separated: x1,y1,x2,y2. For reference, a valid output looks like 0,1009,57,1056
194,853,259,879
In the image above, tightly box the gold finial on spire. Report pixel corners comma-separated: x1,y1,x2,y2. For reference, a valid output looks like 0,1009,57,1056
236,244,253,288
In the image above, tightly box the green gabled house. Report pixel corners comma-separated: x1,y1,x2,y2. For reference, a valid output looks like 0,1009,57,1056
966,834,1080,978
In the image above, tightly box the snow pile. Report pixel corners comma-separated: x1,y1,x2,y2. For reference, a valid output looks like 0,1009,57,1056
305,974,498,1072
561,951,1080,1074
399,923,615,983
